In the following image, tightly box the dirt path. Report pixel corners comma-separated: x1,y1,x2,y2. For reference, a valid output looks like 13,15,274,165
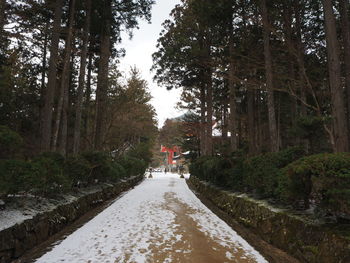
32,173,268,263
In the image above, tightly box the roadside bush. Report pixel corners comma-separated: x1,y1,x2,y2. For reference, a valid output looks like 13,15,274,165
64,156,91,187
109,162,126,181
242,153,280,197
190,147,305,195
242,147,306,198
0,150,147,198
189,156,213,182
282,153,350,217
82,152,130,182
127,142,153,164
30,156,70,196
38,152,65,166
210,157,238,188
189,155,243,189
117,155,146,177
0,125,23,159
81,152,112,182
0,159,31,196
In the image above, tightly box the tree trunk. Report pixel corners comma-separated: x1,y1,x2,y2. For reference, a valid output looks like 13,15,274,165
94,0,112,150
73,0,92,155
40,23,49,95
228,35,238,152
261,0,279,152
52,0,76,152
0,0,5,34
41,0,64,152
222,100,228,139
294,1,308,116
200,85,206,156
322,0,349,152
58,68,70,156
83,51,93,149
256,90,262,153
339,0,350,139
205,67,213,156
39,22,49,140
247,89,256,155
283,1,299,142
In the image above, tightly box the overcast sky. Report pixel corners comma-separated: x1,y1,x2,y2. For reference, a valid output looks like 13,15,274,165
119,0,183,128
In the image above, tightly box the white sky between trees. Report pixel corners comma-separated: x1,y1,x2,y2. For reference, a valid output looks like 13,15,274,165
119,0,184,128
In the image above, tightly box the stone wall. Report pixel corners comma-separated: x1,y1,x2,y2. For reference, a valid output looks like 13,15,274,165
0,175,143,263
188,176,350,263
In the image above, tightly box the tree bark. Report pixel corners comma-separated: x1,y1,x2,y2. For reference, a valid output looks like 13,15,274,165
339,0,350,138
41,0,64,152
39,22,49,140
228,34,238,152
94,0,112,150
294,1,307,117
222,100,228,139
261,0,279,152
205,67,213,156
0,0,5,34
40,22,49,95
200,85,206,156
247,89,256,155
58,65,70,156
73,0,92,155
52,0,76,153
256,90,262,153
83,50,93,149
322,0,349,152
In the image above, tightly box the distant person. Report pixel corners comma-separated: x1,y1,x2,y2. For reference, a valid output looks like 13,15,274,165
179,165,184,175
179,165,185,178
165,168,167,174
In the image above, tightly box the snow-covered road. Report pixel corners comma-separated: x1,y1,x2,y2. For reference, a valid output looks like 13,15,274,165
34,173,268,263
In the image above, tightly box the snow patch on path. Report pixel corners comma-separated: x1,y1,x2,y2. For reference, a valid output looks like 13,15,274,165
35,173,268,263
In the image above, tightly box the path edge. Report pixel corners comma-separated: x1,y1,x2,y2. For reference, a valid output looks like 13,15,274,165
0,175,144,263
186,175,350,263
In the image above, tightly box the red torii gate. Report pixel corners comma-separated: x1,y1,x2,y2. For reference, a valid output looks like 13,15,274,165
160,145,180,165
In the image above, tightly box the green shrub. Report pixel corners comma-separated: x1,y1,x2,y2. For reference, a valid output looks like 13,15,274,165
190,147,305,197
189,155,243,189
127,142,153,164
243,153,281,197
38,152,65,166
0,126,23,159
211,157,241,188
243,147,305,198
0,159,31,195
189,156,213,181
282,153,350,217
109,162,126,181
82,152,129,182
118,155,146,177
30,156,70,196
81,152,112,182
64,156,91,186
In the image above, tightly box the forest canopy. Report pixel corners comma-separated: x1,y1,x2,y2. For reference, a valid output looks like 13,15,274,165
0,0,157,157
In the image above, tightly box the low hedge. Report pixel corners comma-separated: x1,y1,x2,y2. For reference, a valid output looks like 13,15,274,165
0,152,146,198
0,125,23,159
190,149,350,219
0,127,148,198
190,147,305,196
242,147,305,198
282,153,350,217
0,160,32,196
117,156,147,177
